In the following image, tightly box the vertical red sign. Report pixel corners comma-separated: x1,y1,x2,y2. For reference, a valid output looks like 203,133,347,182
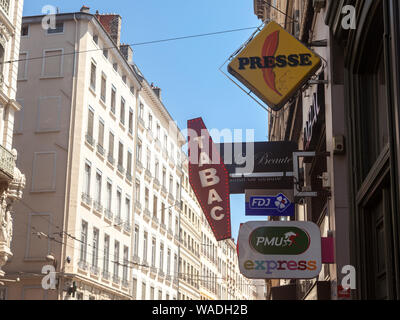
188,118,232,241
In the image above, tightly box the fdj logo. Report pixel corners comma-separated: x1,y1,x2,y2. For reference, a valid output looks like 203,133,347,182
250,227,310,255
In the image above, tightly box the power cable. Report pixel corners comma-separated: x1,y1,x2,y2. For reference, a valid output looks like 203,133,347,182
0,26,258,66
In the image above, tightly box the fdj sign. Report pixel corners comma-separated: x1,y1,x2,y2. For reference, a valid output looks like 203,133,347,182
228,21,321,111
248,193,294,216
238,221,321,279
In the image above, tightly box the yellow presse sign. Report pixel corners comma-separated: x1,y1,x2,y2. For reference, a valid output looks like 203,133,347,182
228,21,322,111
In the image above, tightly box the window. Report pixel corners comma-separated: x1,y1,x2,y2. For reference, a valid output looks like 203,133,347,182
125,197,131,224
118,142,124,168
127,151,133,177
90,61,96,90
156,124,161,140
108,132,115,164
169,176,173,194
103,48,109,59
146,148,151,171
101,74,107,102
120,97,125,125
84,162,91,196
164,135,168,149
153,195,158,218
136,142,142,163
80,221,88,263
168,211,172,231
92,228,99,268
116,189,122,219
106,181,112,212
18,52,28,80
21,25,29,37
162,168,166,187
139,103,144,120
93,34,99,44
130,86,135,95
150,287,155,300
113,62,118,72
95,171,102,204
145,188,149,209
158,290,162,301
134,225,139,257
161,203,165,224
123,246,129,282
42,49,63,77
47,22,64,34
111,86,116,114
98,119,105,148
167,249,171,275
113,241,120,278
151,237,156,267
159,243,164,272
122,75,127,84
148,114,153,131
155,160,159,180
128,109,134,134
135,181,140,203
142,282,146,300
143,232,148,262
86,107,94,142
132,278,137,300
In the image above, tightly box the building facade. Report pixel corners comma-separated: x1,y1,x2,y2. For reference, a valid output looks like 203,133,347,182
253,0,400,300
0,0,26,284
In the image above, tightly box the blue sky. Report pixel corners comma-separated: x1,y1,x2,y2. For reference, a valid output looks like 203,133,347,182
23,1,268,241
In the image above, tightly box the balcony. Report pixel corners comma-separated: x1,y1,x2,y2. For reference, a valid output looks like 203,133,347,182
112,275,121,285
104,208,113,221
85,134,95,148
165,275,172,283
134,201,142,214
168,193,175,205
146,128,154,142
162,148,168,160
107,154,115,166
0,0,10,14
81,193,92,207
151,215,159,229
93,201,103,214
136,160,143,174
123,222,132,233
78,260,89,271
155,138,161,151
0,145,15,179
168,156,175,169
132,255,140,265
160,223,167,233
143,208,151,222
90,265,100,276
153,178,161,191
144,169,152,183
102,270,110,281
117,164,125,175
167,228,173,240
138,117,146,131
114,216,123,227
150,266,157,278
96,144,106,157
161,186,168,197
126,172,133,183
158,270,165,279
122,279,130,288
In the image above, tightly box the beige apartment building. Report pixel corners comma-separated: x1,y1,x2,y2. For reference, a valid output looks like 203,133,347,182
0,0,25,290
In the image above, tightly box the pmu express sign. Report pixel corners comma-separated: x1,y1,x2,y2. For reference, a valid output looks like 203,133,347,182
238,221,321,279
188,118,231,241
228,21,322,111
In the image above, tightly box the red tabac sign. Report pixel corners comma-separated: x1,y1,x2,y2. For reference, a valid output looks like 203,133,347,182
188,118,232,241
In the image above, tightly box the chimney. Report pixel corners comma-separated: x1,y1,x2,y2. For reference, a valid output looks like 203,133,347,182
80,5,90,13
95,13,122,45
120,44,133,63
152,86,162,100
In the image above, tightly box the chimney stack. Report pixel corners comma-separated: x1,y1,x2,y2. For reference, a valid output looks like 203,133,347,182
151,84,162,100
95,13,122,45
120,44,134,63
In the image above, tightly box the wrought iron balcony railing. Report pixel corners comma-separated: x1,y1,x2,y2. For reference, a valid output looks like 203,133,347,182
0,144,15,178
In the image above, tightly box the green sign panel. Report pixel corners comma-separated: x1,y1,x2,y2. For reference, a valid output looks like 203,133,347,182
249,226,310,255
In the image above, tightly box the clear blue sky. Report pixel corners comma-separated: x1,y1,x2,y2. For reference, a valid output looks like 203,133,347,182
23,1,268,241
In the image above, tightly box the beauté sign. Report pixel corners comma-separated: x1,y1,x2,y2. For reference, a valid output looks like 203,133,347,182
188,118,232,241
238,221,322,279
228,21,322,111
